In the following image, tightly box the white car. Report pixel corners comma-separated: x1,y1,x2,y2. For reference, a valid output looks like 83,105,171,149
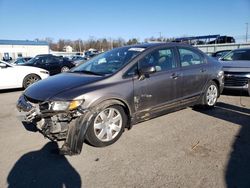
0,60,49,90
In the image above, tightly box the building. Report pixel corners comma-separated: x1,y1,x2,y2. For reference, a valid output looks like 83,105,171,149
0,39,49,61
63,45,73,52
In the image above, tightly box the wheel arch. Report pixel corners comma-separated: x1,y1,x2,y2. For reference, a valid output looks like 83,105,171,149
22,73,41,88
90,98,132,129
211,78,221,97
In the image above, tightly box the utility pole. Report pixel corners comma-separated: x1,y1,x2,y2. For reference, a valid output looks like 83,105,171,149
246,23,248,43
110,38,113,49
78,40,82,53
159,32,162,41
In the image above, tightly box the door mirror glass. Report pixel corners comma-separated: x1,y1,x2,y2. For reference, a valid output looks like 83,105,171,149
139,66,156,75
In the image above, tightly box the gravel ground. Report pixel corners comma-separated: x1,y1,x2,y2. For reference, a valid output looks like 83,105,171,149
0,90,249,188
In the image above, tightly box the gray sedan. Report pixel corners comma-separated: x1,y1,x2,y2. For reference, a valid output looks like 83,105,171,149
17,43,224,155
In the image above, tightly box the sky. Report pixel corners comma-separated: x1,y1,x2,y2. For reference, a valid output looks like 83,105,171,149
0,0,249,42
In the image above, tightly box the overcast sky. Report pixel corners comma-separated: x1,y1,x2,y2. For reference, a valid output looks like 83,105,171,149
0,0,249,41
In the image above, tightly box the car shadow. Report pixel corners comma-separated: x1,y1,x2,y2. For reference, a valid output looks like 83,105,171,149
193,102,250,188
222,89,249,97
0,88,23,94
7,142,82,188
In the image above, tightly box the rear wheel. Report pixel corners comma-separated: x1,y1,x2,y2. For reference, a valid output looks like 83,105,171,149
23,74,41,88
61,66,70,72
86,105,127,147
202,81,219,107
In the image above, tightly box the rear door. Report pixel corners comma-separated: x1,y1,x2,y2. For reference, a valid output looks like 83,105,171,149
132,47,182,119
177,47,209,101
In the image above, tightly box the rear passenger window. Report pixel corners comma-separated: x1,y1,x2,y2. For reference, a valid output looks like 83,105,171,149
178,48,204,67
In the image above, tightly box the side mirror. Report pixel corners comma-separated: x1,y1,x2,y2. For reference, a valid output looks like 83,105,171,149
139,66,156,75
0,63,7,68
138,66,156,80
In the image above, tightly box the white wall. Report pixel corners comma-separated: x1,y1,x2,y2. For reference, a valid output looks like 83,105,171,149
0,44,49,60
195,42,250,53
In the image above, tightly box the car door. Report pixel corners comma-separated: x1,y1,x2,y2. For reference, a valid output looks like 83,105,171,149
46,56,61,75
33,57,47,70
132,47,182,119
0,63,19,89
177,47,209,102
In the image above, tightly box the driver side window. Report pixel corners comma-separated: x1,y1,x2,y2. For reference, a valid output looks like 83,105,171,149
36,57,46,64
138,48,176,72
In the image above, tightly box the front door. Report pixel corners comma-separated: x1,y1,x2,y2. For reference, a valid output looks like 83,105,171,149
45,56,62,75
133,47,182,119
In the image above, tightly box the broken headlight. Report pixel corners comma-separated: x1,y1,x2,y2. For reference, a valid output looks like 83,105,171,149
51,100,83,111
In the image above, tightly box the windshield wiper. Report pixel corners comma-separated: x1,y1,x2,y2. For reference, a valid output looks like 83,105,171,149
72,70,104,76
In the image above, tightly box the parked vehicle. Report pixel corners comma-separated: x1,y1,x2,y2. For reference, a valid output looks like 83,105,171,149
84,50,100,60
21,54,75,75
211,50,231,59
12,57,32,65
71,55,87,66
16,43,224,155
219,48,250,94
208,36,235,44
0,60,49,90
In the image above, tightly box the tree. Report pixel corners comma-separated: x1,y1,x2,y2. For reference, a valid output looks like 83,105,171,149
127,38,139,45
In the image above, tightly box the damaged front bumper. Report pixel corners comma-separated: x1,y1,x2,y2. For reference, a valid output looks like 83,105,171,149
16,94,91,155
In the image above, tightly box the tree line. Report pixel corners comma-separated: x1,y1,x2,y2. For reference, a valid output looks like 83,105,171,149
41,36,175,52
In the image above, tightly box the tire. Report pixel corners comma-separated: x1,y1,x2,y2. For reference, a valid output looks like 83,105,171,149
61,66,70,72
23,74,41,89
86,105,127,147
202,81,219,108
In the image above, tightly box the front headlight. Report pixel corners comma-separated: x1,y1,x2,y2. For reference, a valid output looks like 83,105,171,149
218,70,224,78
51,100,83,111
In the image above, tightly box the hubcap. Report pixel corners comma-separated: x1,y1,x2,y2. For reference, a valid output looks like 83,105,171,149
26,76,39,87
206,85,218,106
94,108,122,142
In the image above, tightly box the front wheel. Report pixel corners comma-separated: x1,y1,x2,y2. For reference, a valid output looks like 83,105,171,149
23,74,41,89
202,81,219,107
86,105,127,147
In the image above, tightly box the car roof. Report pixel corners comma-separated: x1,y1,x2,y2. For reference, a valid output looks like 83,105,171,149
36,54,53,57
125,42,193,49
233,48,250,51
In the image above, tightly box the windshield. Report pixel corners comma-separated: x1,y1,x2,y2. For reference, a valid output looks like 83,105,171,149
71,46,145,75
26,57,39,64
221,49,250,61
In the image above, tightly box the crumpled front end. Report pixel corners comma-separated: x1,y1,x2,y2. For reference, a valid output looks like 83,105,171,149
16,94,90,155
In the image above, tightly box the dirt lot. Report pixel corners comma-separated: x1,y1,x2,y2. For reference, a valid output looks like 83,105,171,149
0,90,249,188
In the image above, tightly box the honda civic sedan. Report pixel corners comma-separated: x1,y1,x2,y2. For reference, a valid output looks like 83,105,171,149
17,43,224,155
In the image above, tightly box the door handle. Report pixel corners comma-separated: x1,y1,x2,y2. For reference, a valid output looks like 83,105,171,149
200,68,206,73
170,73,179,79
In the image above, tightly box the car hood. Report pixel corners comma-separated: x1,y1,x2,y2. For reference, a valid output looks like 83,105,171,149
24,72,105,101
220,61,250,72
14,64,47,72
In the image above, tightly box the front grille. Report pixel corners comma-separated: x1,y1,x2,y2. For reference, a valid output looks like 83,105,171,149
224,74,249,87
224,71,249,75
